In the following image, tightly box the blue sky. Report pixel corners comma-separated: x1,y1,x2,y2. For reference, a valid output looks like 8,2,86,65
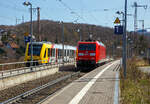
0,0,150,31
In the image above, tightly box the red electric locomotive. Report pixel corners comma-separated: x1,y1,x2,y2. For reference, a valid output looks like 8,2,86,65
76,41,106,68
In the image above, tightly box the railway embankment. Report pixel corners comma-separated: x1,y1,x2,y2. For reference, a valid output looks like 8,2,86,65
0,66,59,91
120,58,150,104
0,63,75,91
0,65,83,103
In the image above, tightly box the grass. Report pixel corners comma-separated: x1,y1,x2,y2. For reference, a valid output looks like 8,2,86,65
120,58,150,104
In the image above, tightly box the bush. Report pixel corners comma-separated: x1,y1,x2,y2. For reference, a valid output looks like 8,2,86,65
0,48,5,55
16,46,25,56
120,58,150,104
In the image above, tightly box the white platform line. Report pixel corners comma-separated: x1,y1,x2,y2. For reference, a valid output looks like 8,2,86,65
68,61,118,104
113,72,119,104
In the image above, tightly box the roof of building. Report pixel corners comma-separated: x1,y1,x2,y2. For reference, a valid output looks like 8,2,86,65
9,42,19,49
0,41,3,46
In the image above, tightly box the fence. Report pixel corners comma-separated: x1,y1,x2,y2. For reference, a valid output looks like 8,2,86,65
0,58,75,79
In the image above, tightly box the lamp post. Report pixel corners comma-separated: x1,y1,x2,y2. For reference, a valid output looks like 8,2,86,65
61,21,64,63
123,0,127,78
116,11,125,26
73,19,82,41
138,20,144,34
77,29,82,41
116,0,127,78
23,1,33,68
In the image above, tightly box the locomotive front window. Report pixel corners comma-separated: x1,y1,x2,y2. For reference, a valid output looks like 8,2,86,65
79,44,96,51
28,44,42,56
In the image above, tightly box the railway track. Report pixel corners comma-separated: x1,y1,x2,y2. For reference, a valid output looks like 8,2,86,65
0,71,82,104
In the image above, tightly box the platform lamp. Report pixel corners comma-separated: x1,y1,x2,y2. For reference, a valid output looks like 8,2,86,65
23,1,33,69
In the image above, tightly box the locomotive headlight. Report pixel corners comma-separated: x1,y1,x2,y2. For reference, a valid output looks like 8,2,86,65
90,53,95,56
78,53,84,56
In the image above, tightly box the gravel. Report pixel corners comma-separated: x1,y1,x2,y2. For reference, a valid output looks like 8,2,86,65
0,67,85,103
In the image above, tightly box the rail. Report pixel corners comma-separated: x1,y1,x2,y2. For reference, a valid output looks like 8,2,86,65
0,58,76,79
1,71,80,104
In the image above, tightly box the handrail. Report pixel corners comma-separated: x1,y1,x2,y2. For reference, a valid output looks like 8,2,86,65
0,58,76,79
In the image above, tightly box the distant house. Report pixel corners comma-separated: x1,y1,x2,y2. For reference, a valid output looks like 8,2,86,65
0,41,3,47
7,42,19,50
0,29,7,42
11,34,16,39
0,33,2,42
0,29,5,33
0,29,4,41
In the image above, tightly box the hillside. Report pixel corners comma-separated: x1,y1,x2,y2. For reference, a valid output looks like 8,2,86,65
0,19,123,62
15,20,116,46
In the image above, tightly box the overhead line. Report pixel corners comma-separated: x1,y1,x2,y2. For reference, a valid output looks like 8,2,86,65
57,0,87,23
0,16,15,23
0,2,27,13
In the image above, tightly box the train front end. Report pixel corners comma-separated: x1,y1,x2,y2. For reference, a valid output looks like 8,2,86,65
77,42,97,68
24,42,43,66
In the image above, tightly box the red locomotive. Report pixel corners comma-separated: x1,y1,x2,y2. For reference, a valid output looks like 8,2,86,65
76,41,106,68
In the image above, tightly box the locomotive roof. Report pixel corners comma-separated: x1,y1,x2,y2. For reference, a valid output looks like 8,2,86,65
29,42,76,50
53,44,76,50
97,41,105,47
78,41,105,47
30,42,51,45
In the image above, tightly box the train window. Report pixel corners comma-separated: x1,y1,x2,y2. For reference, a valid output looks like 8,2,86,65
65,50,67,56
48,48,50,57
71,50,74,56
58,49,60,57
60,49,63,56
67,50,70,56
51,49,55,57
44,49,46,58
69,50,72,56
58,49,62,57
69,50,73,57
70,50,72,56
28,44,42,56
78,44,96,51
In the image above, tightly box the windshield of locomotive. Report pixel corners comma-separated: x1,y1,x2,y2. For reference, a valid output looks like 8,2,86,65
28,44,42,56
79,44,96,51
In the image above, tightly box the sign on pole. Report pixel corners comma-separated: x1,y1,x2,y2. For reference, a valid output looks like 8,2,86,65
24,32,29,36
114,25,123,35
114,17,121,24
24,36,31,44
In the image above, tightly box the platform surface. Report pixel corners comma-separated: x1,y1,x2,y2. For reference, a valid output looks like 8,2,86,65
42,60,120,104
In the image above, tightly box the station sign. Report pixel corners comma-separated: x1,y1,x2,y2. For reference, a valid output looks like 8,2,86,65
24,36,31,44
24,32,29,36
114,25,123,35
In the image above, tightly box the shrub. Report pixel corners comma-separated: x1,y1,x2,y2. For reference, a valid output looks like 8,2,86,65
120,58,150,104
0,48,5,55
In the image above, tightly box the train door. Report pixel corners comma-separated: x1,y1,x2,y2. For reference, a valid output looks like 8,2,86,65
64,49,68,62
74,50,76,61
48,48,50,63
67,50,70,62
58,49,61,63
43,48,48,64
56,49,58,63
50,48,56,64
95,44,98,63
99,45,102,61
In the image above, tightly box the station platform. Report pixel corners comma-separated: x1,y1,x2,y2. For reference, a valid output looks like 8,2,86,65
42,60,120,104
